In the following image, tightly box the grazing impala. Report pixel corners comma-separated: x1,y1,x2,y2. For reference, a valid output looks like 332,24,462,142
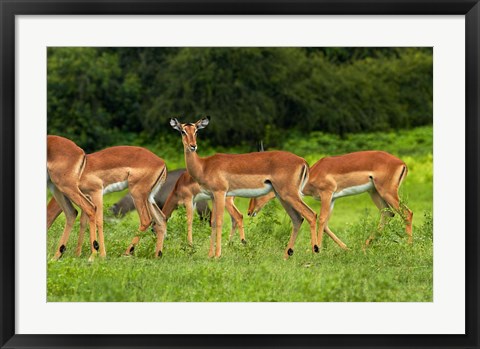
248,151,413,249
47,135,98,259
170,117,318,259
48,140,168,260
47,198,102,258
162,170,245,246
48,168,211,232
109,169,211,221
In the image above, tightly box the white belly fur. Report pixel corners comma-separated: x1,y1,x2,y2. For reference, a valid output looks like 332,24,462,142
194,192,211,202
227,183,273,198
103,181,128,195
332,181,374,200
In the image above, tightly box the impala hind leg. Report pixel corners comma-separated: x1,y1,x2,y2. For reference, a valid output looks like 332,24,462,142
148,201,167,258
51,188,78,260
47,197,63,229
276,197,304,259
49,176,96,224
225,197,245,244
373,182,413,244
273,180,318,254
124,194,152,256
382,193,413,244
365,191,392,246
228,215,237,243
88,190,107,259
185,198,194,246
324,226,349,250
66,188,99,261
83,191,102,262
75,210,88,256
299,204,318,253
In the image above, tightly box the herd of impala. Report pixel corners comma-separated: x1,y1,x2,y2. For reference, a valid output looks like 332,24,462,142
46,117,413,261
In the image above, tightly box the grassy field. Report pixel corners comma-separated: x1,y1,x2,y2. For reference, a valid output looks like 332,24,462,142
47,126,433,302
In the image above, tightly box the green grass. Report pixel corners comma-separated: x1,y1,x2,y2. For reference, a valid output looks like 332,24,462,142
47,126,433,302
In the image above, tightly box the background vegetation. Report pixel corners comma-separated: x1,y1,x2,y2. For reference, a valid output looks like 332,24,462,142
48,47,432,151
47,47,433,302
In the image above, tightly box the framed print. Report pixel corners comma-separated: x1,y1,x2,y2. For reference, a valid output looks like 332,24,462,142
1,1,479,348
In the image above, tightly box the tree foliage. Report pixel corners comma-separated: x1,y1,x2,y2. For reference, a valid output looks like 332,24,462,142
47,47,432,151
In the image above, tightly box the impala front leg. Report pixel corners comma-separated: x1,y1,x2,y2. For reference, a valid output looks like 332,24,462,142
213,191,226,258
91,190,106,258
75,210,88,256
185,198,194,246
147,200,167,258
87,216,98,262
125,236,140,256
87,196,99,262
51,187,78,260
321,200,348,250
208,201,216,258
316,192,333,250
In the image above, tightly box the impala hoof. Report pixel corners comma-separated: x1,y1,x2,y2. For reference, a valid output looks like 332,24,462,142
287,248,294,256
241,239,247,245
314,245,319,253
93,240,99,251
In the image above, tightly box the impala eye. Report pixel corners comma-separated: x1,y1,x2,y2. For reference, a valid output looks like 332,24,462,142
181,130,187,135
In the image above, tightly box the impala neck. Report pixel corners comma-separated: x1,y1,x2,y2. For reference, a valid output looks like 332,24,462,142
184,148,204,183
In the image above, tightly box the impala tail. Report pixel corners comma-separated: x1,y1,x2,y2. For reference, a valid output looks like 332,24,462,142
300,163,309,196
149,165,167,203
398,165,408,186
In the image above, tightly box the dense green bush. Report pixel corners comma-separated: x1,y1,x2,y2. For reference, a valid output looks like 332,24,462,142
47,47,432,151
282,126,433,159
47,48,143,151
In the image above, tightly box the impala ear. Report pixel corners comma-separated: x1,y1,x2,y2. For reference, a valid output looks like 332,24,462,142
196,116,210,130
170,118,183,132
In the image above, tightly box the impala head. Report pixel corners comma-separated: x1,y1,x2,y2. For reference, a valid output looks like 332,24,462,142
170,117,210,152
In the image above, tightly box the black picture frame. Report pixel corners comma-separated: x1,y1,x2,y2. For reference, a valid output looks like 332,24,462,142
1,1,478,348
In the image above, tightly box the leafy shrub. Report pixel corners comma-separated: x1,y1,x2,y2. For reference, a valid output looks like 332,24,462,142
48,47,432,150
